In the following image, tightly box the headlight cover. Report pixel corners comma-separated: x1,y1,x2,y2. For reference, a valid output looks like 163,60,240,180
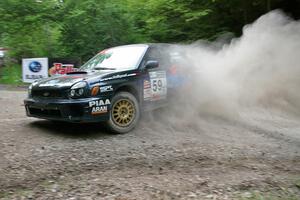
70,81,87,98
28,84,33,97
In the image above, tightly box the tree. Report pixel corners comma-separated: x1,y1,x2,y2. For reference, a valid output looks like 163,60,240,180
0,0,65,61
60,0,140,61
126,0,213,42
1,0,299,62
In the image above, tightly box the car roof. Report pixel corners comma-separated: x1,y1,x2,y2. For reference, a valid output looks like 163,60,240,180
108,43,178,49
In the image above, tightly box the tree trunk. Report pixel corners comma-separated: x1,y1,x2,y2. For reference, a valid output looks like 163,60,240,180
266,0,271,11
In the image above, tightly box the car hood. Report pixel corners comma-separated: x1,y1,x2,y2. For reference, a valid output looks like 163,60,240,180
33,70,136,89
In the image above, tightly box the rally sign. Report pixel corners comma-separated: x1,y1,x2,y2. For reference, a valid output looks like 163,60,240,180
22,58,48,83
49,63,78,76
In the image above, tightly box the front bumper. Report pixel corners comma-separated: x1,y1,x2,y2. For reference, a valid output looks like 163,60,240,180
24,97,111,123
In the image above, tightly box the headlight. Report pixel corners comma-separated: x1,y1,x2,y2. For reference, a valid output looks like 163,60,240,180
70,81,87,98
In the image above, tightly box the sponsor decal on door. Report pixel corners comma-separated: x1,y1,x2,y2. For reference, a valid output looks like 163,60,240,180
143,71,167,101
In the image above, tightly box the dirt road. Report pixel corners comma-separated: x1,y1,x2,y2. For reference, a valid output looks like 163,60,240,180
0,88,299,199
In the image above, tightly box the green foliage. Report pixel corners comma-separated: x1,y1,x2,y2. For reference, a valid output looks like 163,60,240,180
0,0,297,63
0,65,22,84
0,0,66,59
125,0,213,42
59,0,141,61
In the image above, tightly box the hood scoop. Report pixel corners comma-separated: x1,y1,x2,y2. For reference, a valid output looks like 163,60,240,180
66,71,87,75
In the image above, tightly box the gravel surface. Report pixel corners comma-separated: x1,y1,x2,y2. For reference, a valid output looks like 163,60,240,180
0,88,299,200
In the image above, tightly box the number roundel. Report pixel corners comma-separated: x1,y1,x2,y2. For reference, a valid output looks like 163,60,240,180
149,71,167,100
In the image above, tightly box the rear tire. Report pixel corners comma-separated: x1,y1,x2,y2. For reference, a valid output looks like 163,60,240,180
106,92,140,134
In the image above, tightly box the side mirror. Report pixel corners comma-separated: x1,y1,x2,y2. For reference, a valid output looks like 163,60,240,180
145,60,159,69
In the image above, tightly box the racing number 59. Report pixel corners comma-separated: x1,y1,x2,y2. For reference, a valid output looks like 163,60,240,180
152,79,163,92
149,71,167,100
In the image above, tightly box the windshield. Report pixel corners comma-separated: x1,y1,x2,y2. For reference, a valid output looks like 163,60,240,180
80,45,148,71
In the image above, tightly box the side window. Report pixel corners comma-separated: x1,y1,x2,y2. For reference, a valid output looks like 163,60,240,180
142,47,168,101
144,47,171,71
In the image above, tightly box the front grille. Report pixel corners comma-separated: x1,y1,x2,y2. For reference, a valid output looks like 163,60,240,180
29,107,62,117
68,105,84,117
32,89,67,99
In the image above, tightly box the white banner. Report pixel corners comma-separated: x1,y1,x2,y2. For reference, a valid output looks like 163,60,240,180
22,58,48,83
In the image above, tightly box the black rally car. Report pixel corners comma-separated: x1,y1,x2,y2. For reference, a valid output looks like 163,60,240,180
24,44,186,133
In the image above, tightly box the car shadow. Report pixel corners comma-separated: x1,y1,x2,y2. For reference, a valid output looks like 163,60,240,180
28,120,114,139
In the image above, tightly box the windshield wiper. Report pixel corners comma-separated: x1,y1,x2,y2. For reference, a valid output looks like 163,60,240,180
94,67,116,70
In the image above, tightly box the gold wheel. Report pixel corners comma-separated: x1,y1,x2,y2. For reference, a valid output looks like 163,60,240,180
112,99,135,127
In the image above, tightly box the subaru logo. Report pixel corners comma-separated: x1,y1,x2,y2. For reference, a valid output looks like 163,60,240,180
29,61,42,73
43,92,50,97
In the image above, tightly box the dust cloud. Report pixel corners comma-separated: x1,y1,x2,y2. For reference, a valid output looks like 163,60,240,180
166,10,300,122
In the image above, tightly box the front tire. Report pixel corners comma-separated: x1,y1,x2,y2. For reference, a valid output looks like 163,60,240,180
106,92,140,133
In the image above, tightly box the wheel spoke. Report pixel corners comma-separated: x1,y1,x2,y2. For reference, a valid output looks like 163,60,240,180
116,117,121,123
111,98,136,127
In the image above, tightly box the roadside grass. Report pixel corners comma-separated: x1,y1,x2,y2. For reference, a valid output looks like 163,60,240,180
0,64,23,85
238,189,300,200
0,188,33,200
295,179,300,189
0,191,10,199
237,179,300,200
0,179,63,199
